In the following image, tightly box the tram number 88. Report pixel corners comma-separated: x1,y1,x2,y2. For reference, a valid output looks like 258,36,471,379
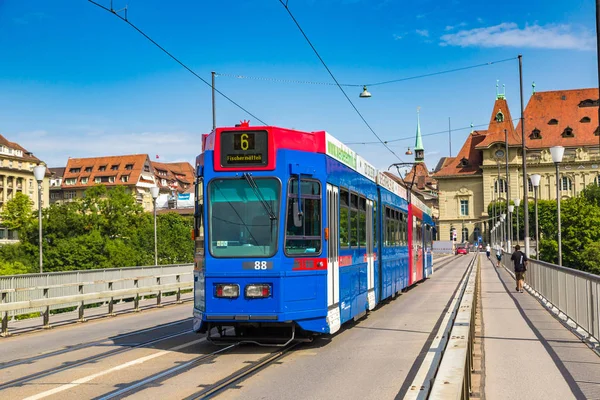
242,261,273,270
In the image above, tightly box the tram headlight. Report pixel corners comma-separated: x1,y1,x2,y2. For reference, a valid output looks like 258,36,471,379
245,284,271,298
215,284,240,298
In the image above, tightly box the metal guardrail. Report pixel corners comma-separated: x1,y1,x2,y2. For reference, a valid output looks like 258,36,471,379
429,253,480,400
501,253,599,348
0,264,193,337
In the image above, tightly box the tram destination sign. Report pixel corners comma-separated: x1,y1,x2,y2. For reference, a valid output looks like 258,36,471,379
220,130,269,167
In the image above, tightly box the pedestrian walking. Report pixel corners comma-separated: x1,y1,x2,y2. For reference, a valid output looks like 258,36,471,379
485,244,491,259
511,245,528,293
495,244,503,267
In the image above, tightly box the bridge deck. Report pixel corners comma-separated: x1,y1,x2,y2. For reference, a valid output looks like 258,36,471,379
481,257,600,400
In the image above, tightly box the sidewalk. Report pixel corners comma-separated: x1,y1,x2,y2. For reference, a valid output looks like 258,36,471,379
480,256,600,400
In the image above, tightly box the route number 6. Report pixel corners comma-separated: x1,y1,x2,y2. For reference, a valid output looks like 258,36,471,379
254,261,268,270
240,133,249,151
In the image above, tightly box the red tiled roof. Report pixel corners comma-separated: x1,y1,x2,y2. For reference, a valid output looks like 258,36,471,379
433,131,487,177
62,154,153,189
475,98,519,149
402,162,437,190
151,161,195,193
0,134,42,163
515,88,599,149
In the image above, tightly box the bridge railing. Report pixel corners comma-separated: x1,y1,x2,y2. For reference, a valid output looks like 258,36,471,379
502,254,599,347
0,264,193,336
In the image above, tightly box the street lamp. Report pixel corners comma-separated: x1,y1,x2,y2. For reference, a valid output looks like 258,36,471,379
359,86,372,98
150,186,160,266
508,204,514,250
501,213,506,247
33,164,46,274
550,146,565,266
514,198,521,246
530,174,542,260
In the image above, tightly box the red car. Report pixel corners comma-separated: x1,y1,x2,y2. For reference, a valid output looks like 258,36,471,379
456,246,468,255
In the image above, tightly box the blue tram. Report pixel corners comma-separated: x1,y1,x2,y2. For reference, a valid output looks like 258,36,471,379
192,122,434,341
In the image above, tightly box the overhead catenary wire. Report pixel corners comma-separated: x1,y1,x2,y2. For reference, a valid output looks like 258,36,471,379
87,0,267,125
216,56,518,88
276,0,406,162
346,118,521,145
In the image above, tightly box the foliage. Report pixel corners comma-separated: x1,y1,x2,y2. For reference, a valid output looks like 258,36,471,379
580,242,600,275
0,185,194,275
0,192,35,238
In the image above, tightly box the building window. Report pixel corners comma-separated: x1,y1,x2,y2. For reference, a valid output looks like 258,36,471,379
460,157,469,167
64,178,77,185
65,191,76,199
548,119,559,125
144,165,150,172
85,166,93,173
495,110,504,122
494,178,507,193
461,227,469,243
111,165,119,171
560,176,572,191
578,99,599,108
95,177,101,183
594,175,600,186
109,176,115,183
460,199,469,216
561,127,574,138
528,177,534,192
121,175,129,183
125,164,134,170
69,167,81,173
580,116,591,123
81,177,88,184
8,161,13,168
529,129,542,139
18,162,22,169
99,165,106,172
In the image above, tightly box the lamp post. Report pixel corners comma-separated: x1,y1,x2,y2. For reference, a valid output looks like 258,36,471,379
518,55,530,257
501,213,506,247
33,164,46,274
504,128,511,249
530,174,541,260
150,187,160,266
550,146,565,266
514,198,521,247
508,204,514,250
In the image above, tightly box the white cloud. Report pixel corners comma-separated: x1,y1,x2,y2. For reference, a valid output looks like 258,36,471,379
445,25,455,31
440,22,595,50
416,29,430,37
12,130,200,167
393,34,403,40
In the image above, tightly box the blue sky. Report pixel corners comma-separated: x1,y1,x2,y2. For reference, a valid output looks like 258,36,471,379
0,0,598,174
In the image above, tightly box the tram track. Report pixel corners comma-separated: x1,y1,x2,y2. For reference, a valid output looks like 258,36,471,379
0,326,195,391
184,342,302,400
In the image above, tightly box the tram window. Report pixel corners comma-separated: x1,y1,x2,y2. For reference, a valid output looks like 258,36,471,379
384,207,390,246
358,196,366,247
340,189,349,247
285,178,322,255
349,193,358,247
373,201,378,248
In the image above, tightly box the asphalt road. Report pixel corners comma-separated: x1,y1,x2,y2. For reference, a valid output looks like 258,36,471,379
0,255,470,400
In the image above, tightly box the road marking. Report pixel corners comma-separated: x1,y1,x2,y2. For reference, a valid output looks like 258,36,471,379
23,336,207,400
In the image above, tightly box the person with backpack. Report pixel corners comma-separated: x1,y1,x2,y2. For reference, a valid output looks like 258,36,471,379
485,243,491,259
511,245,528,293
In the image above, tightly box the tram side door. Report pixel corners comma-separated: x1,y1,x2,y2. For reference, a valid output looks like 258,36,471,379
326,184,341,334
366,199,375,310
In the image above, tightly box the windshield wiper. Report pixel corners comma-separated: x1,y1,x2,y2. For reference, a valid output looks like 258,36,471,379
243,173,277,220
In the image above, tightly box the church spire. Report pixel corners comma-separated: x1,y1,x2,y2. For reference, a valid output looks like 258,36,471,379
415,107,424,163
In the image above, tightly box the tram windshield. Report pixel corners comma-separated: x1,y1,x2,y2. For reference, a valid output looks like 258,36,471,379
208,177,280,257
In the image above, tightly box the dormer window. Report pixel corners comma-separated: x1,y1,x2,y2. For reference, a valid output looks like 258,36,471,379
529,128,542,140
99,165,106,172
561,127,574,138
580,116,591,123
495,110,504,122
548,119,559,125
595,126,600,136
578,99,599,108
460,157,469,167
85,166,93,173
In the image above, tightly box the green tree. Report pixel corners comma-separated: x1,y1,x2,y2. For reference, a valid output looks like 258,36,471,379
0,260,33,275
0,192,35,238
580,242,600,274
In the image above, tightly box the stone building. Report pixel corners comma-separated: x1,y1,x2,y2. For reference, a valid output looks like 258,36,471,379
433,87,600,245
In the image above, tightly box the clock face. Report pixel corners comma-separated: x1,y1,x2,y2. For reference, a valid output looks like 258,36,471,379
495,150,505,158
